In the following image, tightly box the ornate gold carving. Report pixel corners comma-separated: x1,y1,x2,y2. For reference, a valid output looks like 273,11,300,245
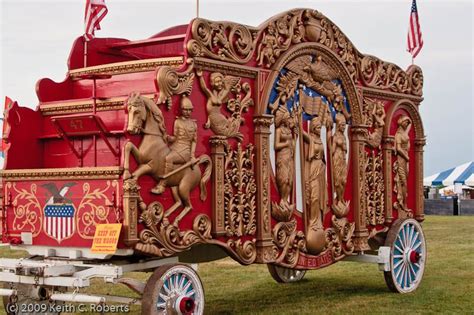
273,106,298,217
76,181,117,239
194,57,258,79
331,113,350,217
122,178,141,245
155,61,195,110
363,98,386,149
124,92,212,226
0,167,122,181
257,14,303,68
189,10,423,96
69,57,183,78
188,19,258,64
272,219,306,268
393,115,413,219
7,183,43,237
302,115,330,255
210,136,227,236
224,143,257,237
135,201,257,265
197,70,253,141
365,151,385,226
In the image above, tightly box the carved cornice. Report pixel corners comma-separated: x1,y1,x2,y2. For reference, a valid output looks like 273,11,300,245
69,57,183,78
39,94,154,116
194,57,258,79
0,167,123,181
187,9,423,96
361,87,423,103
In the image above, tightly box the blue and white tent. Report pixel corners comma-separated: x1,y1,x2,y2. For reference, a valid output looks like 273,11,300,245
423,161,474,187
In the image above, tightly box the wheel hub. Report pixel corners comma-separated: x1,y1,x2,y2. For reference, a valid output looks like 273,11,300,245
409,250,420,264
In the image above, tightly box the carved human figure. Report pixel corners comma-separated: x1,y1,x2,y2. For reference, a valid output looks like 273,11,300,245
394,115,412,211
332,113,348,209
274,106,298,208
257,23,279,67
196,70,243,140
302,116,328,254
153,96,197,195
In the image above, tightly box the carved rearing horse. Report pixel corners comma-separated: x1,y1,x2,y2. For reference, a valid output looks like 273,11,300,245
123,92,212,225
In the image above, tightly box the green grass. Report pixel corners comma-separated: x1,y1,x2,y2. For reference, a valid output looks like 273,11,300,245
1,216,473,314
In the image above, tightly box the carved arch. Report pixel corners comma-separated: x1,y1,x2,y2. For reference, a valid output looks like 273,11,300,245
258,42,363,126
384,99,425,139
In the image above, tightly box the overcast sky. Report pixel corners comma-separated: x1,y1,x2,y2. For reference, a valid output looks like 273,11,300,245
0,0,473,175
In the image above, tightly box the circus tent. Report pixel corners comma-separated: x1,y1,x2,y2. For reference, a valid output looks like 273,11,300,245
423,161,474,187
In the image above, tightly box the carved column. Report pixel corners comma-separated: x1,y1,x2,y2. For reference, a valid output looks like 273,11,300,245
382,136,395,224
122,179,140,246
414,138,426,222
351,125,370,252
253,115,275,263
210,136,227,237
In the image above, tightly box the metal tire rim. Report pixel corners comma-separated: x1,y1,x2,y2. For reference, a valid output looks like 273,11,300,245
388,219,426,293
157,266,204,314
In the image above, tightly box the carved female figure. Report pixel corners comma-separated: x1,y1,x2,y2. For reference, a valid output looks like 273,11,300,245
274,106,297,207
331,113,348,212
394,115,412,212
303,116,328,254
196,70,243,139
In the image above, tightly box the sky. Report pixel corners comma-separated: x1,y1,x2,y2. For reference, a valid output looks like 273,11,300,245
0,0,473,175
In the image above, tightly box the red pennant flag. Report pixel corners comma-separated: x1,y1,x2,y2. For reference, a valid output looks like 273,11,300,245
84,0,108,41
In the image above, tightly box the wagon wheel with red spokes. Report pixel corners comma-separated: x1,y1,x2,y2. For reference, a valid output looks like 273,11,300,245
384,218,427,293
141,264,204,315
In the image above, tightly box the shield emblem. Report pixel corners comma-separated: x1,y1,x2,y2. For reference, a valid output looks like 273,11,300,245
43,204,76,243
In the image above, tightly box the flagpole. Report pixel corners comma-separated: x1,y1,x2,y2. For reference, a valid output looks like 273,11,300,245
196,0,199,18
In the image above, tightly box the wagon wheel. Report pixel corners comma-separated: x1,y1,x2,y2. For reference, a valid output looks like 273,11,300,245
2,284,63,315
142,264,204,315
267,265,306,283
384,218,426,293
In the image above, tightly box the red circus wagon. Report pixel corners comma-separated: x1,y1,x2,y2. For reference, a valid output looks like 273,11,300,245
0,8,426,314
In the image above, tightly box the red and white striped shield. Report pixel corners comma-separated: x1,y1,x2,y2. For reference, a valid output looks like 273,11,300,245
43,204,76,243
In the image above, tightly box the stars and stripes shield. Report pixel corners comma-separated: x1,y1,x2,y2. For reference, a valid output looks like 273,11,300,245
43,204,76,243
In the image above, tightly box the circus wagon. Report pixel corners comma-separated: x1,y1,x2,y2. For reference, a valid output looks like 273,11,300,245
0,8,426,314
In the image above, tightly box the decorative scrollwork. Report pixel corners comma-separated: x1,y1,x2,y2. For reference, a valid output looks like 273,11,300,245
136,200,257,265
9,183,42,237
76,182,114,239
155,61,195,110
224,143,257,237
365,151,385,226
272,219,306,268
188,19,258,64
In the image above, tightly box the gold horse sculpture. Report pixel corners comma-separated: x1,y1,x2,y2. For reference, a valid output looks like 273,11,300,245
123,92,212,225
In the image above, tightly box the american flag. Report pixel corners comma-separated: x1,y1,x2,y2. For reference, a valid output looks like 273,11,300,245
84,0,108,41
407,0,423,58
44,205,75,243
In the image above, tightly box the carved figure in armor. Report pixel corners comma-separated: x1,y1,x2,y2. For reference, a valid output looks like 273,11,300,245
332,113,348,217
197,70,243,140
274,106,298,209
303,116,328,255
153,96,197,195
394,115,412,213
257,23,279,67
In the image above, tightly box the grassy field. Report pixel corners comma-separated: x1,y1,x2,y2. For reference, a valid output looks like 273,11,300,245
1,216,473,314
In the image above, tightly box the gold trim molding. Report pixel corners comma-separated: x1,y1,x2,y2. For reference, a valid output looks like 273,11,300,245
69,57,184,78
39,94,155,116
1,167,123,181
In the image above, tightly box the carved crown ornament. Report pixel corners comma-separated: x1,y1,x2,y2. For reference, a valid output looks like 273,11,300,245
187,9,423,96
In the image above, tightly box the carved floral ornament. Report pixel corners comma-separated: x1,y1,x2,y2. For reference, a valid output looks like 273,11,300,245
187,9,423,96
